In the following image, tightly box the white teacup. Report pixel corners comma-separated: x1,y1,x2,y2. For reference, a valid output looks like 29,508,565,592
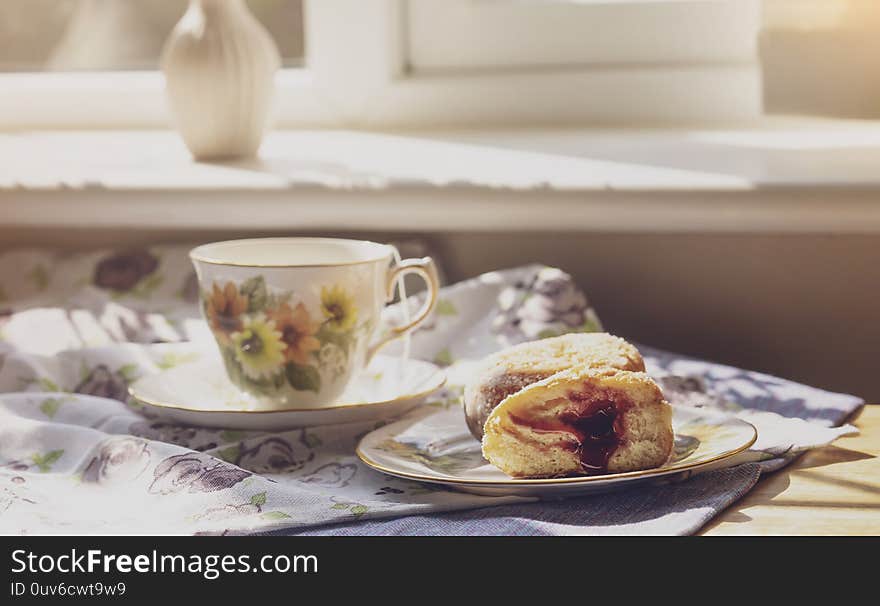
190,237,439,408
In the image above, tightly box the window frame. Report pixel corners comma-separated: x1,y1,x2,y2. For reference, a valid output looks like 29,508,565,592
0,0,763,130
406,0,759,70
311,0,762,127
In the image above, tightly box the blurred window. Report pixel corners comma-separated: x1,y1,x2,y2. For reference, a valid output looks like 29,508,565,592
407,0,756,72
764,0,880,31
11,1,845,127
762,0,880,118
0,0,304,72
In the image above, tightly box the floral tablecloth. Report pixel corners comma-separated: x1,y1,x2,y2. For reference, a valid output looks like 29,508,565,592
0,246,863,535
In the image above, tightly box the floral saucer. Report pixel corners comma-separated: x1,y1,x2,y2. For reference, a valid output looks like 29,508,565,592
129,354,446,431
357,405,756,498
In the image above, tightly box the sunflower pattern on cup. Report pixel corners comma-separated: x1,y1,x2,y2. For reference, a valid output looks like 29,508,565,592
320,285,357,332
202,276,369,397
205,282,249,344
272,303,321,365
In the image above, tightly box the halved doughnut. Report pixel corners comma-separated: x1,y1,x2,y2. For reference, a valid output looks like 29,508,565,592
482,367,673,478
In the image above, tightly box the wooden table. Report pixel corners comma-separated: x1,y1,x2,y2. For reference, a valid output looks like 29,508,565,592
703,405,880,535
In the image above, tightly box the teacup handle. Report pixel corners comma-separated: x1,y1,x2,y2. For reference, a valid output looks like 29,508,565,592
366,257,439,362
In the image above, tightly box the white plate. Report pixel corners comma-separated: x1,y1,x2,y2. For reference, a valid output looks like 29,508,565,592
129,354,446,431
357,405,757,497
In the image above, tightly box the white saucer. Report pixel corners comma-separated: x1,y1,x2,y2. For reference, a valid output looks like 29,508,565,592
129,355,446,431
357,405,756,498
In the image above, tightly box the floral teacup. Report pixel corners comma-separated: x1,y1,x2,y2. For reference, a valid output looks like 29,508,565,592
190,237,439,408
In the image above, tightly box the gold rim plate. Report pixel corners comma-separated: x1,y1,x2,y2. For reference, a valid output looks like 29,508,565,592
356,407,757,487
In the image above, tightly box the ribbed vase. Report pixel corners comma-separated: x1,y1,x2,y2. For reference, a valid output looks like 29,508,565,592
161,0,281,160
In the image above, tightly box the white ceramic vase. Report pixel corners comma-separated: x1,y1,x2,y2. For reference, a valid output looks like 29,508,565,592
161,0,281,160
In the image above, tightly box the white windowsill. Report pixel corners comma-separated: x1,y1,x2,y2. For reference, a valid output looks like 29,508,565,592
3,116,880,233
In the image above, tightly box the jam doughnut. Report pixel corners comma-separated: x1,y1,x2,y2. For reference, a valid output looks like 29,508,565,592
463,333,644,440
482,367,673,478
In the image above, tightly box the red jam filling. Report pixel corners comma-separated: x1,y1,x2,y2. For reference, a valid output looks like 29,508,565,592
508,388,625,475
559,403,619,473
